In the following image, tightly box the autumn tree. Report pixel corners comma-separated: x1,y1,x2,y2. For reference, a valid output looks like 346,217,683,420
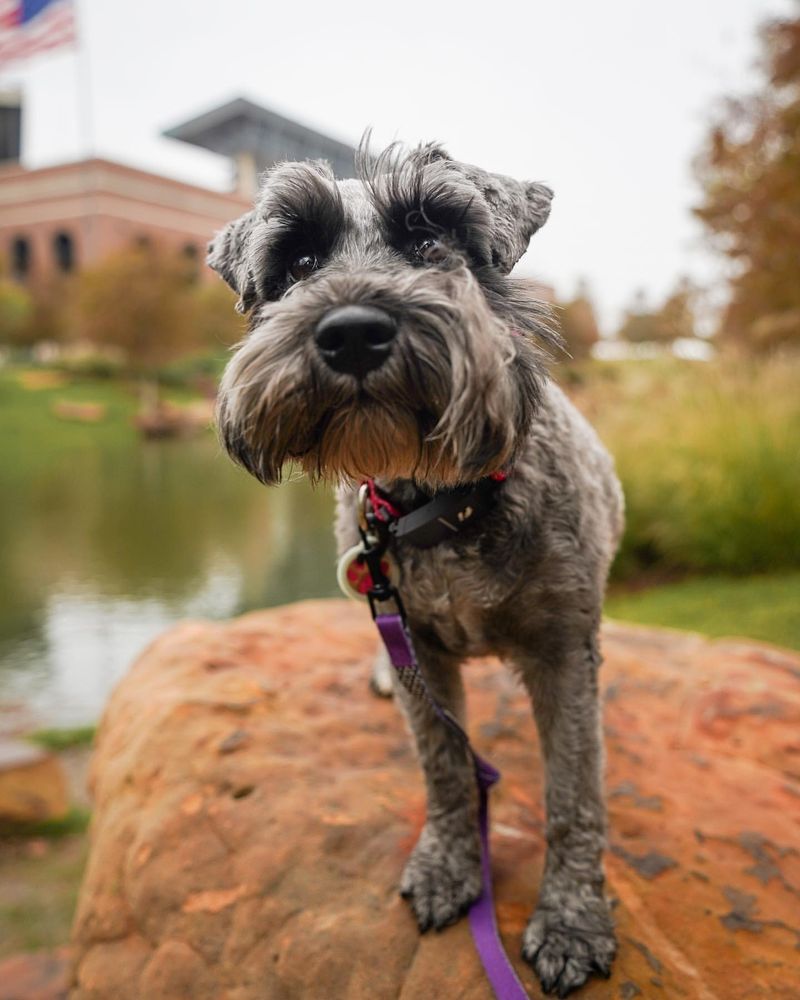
190,281,245,353
658,278,698,343
0,278,34,347
68,245,243,372
617,280,697,344
558,280,601,359
69,246,196,372
694,9,800,351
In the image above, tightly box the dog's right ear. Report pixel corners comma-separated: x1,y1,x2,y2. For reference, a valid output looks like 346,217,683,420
412,146,553,273
207,211,258,314
456,165,553,273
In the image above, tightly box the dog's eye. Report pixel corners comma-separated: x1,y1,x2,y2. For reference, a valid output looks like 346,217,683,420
414,238,449,264
288,252,318,282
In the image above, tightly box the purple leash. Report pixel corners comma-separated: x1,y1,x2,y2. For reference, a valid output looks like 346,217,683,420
375,612,530,1000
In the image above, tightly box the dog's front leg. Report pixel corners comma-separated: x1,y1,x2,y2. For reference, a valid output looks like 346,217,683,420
517,631,616,996
393,635,482,932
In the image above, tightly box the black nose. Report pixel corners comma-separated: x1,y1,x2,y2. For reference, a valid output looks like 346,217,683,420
314,305,396,378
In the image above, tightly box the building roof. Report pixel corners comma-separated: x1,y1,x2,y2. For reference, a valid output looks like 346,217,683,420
0,156,250,248
0,155,249,204
163,97,358,178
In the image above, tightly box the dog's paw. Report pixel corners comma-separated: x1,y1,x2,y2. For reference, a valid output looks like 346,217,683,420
522,889,616,997
399,823,482,932
369,649,394,698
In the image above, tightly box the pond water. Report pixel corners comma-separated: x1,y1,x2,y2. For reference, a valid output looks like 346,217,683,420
0,378,339,726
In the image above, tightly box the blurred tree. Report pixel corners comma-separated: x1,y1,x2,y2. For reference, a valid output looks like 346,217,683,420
617,290,658,344
559,280,601,359
69,246,196,372
0,278,34,347
191,281,246,352
69,245,243,373
659,277,698,342
27,280,70,346
694,10,800,351
617,280,698,344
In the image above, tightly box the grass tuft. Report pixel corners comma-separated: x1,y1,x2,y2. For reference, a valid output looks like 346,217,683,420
0,807,91,842
27,726,96,752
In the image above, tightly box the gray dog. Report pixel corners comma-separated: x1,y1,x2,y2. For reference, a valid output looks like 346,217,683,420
209,141,623,997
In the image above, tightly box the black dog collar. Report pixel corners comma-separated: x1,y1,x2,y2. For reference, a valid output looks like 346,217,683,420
365,474,507,549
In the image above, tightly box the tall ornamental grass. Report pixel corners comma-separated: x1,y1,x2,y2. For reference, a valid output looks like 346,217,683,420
569,357,800,579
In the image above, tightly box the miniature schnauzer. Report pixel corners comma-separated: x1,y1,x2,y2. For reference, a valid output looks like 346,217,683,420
209,142,623,997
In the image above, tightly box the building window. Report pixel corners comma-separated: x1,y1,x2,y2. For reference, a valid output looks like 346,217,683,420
182,243,199,282
11,235,31,281
53,231,75,273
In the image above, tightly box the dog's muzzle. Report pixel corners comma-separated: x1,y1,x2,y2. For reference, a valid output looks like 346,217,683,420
314,305,396,379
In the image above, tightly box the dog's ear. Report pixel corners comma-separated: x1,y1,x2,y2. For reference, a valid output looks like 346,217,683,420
457,164,553,273
405,144,553,271
207,211,258,314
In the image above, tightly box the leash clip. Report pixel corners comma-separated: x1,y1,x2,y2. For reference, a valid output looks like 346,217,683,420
356,481,400,612
357,482,371,537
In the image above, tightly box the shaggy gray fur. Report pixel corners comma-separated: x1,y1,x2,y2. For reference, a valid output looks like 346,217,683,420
210,141,623,997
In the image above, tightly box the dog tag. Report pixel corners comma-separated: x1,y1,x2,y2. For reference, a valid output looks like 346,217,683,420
336,544,397,602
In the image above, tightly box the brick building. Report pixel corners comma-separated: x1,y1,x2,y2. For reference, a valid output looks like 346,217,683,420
0,97,356,286
0,157,250,285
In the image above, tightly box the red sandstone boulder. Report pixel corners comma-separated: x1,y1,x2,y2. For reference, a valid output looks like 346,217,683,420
70,600,800,998
0,740,68,823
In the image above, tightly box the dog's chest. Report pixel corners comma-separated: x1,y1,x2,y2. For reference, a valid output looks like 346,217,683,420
395,543,508,656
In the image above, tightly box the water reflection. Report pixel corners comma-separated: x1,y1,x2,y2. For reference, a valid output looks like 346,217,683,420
0,433,338,725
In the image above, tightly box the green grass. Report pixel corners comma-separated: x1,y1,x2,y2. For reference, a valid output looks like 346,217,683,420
0,807,91,842
0,810,90,957
0,364,206,485
27,726,96,752
0,832,88,958
605,572,800,650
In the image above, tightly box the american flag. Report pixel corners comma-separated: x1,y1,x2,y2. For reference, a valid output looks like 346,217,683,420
0,0,76,66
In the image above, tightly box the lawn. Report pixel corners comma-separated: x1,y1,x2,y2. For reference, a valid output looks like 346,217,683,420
606,572,800,651
0,365,205,480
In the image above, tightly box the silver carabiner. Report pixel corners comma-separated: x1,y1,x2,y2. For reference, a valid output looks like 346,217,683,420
357,481,370,535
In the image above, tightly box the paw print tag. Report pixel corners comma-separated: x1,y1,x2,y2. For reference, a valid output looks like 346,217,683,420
336,544,397,602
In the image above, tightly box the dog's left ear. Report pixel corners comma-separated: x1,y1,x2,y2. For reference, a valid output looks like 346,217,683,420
207,211,258,314
458,164,553,273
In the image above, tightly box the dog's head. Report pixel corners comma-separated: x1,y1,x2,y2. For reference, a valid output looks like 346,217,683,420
210,141,559,488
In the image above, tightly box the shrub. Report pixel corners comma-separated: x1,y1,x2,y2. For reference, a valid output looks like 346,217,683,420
0,279,34,347
190,281,246,352
557,284,600,360
68,246,197,373
66,247,244,378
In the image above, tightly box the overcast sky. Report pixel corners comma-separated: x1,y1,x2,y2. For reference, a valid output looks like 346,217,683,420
2,0,795,332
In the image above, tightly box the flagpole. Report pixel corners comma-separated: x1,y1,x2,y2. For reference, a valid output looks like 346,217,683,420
0,28,25,165
72,0,95,263
73,0,93,158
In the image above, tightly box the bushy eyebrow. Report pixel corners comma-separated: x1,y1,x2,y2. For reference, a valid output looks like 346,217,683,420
356,145,492,264
250,164,346,298
259,164,345,253
360,155,493,264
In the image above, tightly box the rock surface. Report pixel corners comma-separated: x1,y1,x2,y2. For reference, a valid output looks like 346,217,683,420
0,948,70,1000
0,740,68,823
71,600,800,999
